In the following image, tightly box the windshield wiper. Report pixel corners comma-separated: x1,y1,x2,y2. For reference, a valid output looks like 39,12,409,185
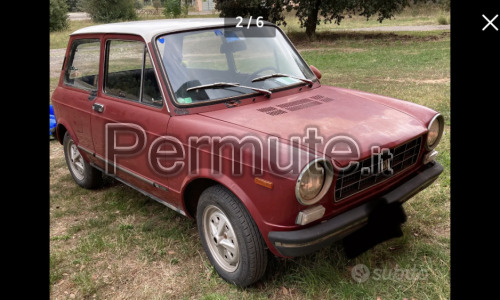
251,73,314,87
186,82,272,97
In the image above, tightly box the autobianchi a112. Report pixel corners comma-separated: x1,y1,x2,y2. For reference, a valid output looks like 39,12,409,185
51,18,444,287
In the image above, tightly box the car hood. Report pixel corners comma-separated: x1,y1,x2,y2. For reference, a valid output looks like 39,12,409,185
199,86,430,163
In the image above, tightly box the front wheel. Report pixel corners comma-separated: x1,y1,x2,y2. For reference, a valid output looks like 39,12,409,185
197,185,267,287
63,132,102,189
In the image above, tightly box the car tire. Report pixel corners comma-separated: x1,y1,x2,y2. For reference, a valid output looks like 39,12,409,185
63,131,102,189
197,184,267,287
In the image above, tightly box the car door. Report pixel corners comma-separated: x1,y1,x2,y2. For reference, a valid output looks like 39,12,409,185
57,37,101,161
90,34,180,209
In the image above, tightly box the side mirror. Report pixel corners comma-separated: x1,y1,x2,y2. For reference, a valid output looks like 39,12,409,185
309,65,322,80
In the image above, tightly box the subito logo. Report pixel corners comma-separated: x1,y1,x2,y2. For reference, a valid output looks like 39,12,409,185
351,264,370,283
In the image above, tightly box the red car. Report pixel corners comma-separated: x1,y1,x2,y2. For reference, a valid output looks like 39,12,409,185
51,19,444,287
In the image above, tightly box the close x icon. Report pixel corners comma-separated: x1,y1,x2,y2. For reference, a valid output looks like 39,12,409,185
483,14,498,31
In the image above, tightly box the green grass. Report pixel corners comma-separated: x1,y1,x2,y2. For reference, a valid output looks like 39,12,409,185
50,13,450,299
292,31,450,123
50,20,96,49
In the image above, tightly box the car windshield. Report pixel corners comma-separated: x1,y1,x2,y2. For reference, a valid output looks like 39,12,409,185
156,25,315,105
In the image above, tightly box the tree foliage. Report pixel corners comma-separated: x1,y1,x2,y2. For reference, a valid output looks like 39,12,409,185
66,0,83,12
50,0,69,32
439,0,450,12
81,0,137,23
164,0,183,18
135,0,144,9
215,0,288,26
215,0,434,37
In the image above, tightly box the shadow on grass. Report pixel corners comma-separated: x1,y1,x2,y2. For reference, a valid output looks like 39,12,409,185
241,218,414,293
287,30,449,46
245,233,413,293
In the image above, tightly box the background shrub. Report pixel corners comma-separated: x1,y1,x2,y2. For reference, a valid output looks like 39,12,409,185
81,0,137,23
164,0,183,18
437,15,448,25
50,0,69,32
66,0,83,12
135,0,144,9
152,0,162,13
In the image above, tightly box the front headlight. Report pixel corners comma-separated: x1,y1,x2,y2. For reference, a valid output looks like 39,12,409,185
296,158,334,205
426,114,444,150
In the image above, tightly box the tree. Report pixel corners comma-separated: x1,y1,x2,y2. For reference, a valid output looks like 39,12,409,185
80,0,137,23
50,0,69,32
215,0,288,27
215,0,433,38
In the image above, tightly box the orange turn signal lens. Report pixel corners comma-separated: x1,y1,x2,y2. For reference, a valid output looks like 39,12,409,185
254,177,273,189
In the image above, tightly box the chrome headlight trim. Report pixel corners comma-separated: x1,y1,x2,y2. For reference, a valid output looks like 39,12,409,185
295,158,334,205
426,114,444,151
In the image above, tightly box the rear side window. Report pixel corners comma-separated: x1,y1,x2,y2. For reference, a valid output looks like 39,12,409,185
104,40,163,107
64,39,100,91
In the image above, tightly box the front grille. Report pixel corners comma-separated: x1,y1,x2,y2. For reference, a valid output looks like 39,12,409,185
334,136,422,202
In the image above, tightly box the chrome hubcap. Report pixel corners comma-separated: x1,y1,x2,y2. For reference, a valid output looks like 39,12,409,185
67,140,85,180
203,205,239,272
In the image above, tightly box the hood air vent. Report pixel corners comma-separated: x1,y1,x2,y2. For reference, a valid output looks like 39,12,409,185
310,95,335,102
276,98,321,111
257,95,334,116
257,106,288,116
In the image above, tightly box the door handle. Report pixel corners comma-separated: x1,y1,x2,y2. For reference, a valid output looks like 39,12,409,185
93,103,104,113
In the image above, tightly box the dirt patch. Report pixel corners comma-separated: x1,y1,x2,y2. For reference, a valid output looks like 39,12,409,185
50,141,64,159
299,47,366,53
288,31,449,47
380,77,450,84
51,238,208,299
433,224,450,238
68,12,90,21
346,25,450,32
50,49,66,78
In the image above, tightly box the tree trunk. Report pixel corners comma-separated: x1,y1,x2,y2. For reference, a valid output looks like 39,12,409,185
305,0,321,38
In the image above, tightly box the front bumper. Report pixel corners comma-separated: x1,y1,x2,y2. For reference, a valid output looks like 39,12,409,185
268,162,443,257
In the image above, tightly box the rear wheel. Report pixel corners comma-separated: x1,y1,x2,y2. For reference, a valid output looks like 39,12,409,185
63,132,102,189
196,185,267,287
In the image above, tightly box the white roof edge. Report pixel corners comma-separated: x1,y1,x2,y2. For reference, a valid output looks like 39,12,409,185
70,18,273,42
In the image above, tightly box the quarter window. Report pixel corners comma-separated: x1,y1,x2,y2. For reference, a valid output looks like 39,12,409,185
64,39,100,91
142,51,164,106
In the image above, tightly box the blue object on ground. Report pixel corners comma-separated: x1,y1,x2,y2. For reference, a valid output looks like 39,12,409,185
50,104,56,137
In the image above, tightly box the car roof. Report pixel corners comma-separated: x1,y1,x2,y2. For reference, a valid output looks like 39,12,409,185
71,18,271,42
